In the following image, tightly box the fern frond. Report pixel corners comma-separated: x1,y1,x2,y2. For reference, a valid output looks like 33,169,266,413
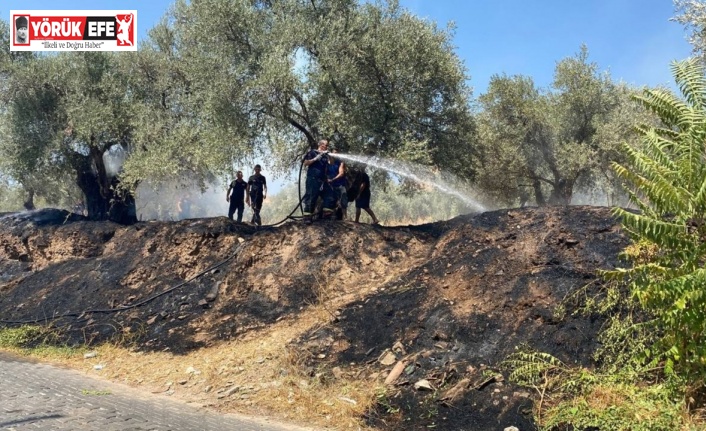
633,127,678,173
642,268,706,311
621,188,658,219
633,89,692,130
612,162,688,214
692,172,706,213
613,208,691,250
671,58,706,110
600,263,677,283
503,351,567,387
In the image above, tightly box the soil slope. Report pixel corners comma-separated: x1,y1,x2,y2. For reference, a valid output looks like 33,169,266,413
0,206,628,430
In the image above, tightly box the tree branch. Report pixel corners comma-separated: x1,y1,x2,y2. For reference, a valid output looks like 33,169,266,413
287,117,316,146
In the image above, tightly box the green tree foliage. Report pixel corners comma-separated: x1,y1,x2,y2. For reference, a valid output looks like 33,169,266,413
122,0,476,186
476,47,644,206
609,58,706,381
0,2,476,220
0,51,137,222
674,0,706,58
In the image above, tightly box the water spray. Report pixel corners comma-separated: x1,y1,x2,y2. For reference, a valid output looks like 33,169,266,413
331,153,486,212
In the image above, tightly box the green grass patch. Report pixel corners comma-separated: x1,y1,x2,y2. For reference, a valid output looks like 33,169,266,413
0,325,83,358
0,325,46,348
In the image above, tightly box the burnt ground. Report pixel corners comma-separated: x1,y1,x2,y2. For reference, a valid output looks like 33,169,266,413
0,205,628,431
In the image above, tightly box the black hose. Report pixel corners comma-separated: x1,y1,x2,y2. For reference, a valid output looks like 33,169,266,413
0,153,312,326
257,151,308,227
0,244,243,326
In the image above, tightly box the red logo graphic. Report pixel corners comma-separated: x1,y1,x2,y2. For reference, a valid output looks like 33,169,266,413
115,13,134,46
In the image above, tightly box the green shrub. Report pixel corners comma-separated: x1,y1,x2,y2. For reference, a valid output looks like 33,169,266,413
608,58,706,382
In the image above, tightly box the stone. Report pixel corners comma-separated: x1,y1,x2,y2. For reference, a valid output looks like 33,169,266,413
384,361,406,385
414,379,434,391
379,351,397,366
217,386,240,398
392,341,406,354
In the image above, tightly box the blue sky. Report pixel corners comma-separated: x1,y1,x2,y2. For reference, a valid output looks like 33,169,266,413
4,0,693,95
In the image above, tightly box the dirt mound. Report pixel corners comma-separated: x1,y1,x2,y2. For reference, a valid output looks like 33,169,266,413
0,206,627,430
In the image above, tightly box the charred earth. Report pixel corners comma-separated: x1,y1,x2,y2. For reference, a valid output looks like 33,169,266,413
0,206,627,430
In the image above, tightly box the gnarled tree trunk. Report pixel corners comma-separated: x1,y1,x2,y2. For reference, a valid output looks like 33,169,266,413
548,178,575,206
23,188,35,210
75,152,136,225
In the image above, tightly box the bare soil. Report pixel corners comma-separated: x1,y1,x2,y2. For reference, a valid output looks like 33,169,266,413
0,206,628,430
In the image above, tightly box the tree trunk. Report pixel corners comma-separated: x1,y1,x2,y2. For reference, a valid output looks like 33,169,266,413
107,177,137,224
532,179,546,206
75,154,137,224
548,178,574,206
77,166,108,220
23,188,35,210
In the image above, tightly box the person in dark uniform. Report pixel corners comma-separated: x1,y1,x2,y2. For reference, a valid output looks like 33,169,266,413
354,167,380,225
226,170,247,222
302,139,336,223
327,151,348,220
246,164,267,225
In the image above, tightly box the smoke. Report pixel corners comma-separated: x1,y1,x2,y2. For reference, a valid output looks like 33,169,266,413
104,146,127,178
135,180,230,221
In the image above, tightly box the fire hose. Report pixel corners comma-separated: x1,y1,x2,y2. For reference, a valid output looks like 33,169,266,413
0,150,321,326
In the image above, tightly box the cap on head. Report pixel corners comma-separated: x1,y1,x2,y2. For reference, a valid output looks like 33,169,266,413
15,16,28,29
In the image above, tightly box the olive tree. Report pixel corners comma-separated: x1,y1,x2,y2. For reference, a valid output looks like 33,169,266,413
475,47,644,206
121,0,477,186
0,51,138,222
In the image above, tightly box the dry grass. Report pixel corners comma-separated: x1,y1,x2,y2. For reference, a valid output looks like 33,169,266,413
6,286,386,430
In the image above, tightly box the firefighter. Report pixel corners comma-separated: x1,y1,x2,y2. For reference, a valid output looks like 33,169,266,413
246,165,267,225
302,139,335,223
327,150,348,220
226,170,247,222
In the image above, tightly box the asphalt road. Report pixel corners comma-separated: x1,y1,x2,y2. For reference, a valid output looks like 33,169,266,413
0,352,315,431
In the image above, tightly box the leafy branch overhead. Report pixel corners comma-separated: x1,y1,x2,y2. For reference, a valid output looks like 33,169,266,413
122,0,476,186
0,0,476,221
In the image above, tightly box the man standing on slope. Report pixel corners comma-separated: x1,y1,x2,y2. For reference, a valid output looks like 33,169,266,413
226,170,247,222
302,139,335,224
246,165,267,226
